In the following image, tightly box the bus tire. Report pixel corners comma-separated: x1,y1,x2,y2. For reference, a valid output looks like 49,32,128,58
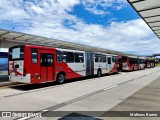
97,69,102,77
56,73,65,84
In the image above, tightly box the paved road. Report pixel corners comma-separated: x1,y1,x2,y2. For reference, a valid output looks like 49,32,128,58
0,67,160,120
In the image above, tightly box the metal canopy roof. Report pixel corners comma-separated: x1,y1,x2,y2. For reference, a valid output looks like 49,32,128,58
128,0,160,39
0,29,134,56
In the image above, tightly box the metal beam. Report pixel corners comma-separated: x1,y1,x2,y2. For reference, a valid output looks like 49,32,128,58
144,15,160,18
138,7,160,12
25,37,38,42
13,35,25,40
148,21,160,24
149,25,160,27
0,32,10,37
127,0,160,39
131,0,146,4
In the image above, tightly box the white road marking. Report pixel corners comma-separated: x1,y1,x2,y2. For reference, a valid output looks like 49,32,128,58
18,116,31,120
103,85,118,91
42,109,48,112
0,96,5,99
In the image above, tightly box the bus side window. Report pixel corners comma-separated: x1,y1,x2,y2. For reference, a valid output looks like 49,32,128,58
47,54,53,66
63,51,74,63
95,54,98,62
31,49,38,63
101,55,106,63
108,57,111,64
122,56,127,62
56,51,63,63
75,53,84,63
112,56,116,62
79,53,84,63
116,57,118,62
95,54,101,62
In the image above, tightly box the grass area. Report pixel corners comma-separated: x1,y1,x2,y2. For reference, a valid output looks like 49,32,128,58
155,64,160,67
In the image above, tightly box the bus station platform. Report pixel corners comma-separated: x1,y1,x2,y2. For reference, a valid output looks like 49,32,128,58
0,67,160,120
30,67,160,120
100,76,160,120
57,76,160,120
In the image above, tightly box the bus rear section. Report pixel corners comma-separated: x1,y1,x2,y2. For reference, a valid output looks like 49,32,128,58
9,45,57,84
8,46,29,83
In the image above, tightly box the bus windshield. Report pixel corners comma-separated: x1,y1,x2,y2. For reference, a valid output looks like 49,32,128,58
9,46,24,60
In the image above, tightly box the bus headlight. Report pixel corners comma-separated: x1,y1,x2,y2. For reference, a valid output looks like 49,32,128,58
37,75,41,80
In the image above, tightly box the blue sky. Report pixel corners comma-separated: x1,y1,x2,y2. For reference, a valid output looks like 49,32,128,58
69,1,140,25
0,0,160,55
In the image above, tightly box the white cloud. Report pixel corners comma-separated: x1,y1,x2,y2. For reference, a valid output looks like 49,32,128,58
0,0,30,22
82,0,128,15
57,0,80,11
0,0,159,55
0,0,79,21
0,48,8,52
24,18,160,55
31,5,44,14
85,7,107,15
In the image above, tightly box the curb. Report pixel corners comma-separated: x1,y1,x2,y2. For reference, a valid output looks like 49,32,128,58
0,81,15,87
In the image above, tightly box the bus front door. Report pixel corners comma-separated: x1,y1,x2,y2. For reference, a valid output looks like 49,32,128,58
39,51,55,82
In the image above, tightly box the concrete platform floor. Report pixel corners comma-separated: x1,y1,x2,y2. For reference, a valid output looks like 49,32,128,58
101,77,160,120
0,67,160,120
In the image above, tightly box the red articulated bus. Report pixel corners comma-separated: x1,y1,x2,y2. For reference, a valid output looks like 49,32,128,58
8,45,119,84
119,56,139,71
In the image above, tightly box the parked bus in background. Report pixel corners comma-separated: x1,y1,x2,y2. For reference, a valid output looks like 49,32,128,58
8,45,119,84
146,57,155,68
120,56,138,71
94,54,119,76
138,57,146,70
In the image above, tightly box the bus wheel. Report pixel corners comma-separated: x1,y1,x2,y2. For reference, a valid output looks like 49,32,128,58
56,73,65,84
97,69,102,77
